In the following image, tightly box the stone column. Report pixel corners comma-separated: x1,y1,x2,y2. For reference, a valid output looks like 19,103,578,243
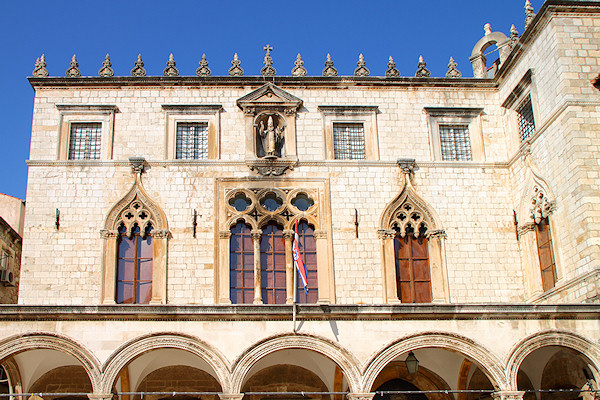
314,229,330,304
378,229,399,304
251,229,263,304
428,229,449,303
283,229,294,304
150,229,170,304
491,391,525,400
100,229,119,304
347,393,376,400
218,231,232,304
469,54,486,78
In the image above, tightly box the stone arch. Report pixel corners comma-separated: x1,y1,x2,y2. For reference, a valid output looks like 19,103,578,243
378,175,448,303
506,330,600,390
287,216,319,232
231,333,361,394
470,29,510,78
101,332,232,394
104,174,168,234
101,174,170,304
226,215,258,231
0,332,102,393
257,215,287,230
362,332,508,393
516,168,555,227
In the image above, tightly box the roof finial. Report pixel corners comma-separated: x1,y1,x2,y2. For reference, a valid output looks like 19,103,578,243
229,53,244,76
98,54,114,77
131,54,146,77
484,23,492,36
508,24,520,51
196,54,211,77
291,53,307,77
385,56,400,78
415,55,431,78
354,53,370,77
446,56,462,78
163,53,179,77
65,54,81,78
525,0,536,29
261,44,276,77
322,53,338,77
32,54,49,77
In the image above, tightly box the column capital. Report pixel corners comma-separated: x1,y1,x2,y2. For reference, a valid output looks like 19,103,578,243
219,395,244,400
87,395,114,400
377,229,395,240
313,229,328,239
283,229,294,239
251,229,263,240
219,230,232,239
492,391,525,400
347,393,376,400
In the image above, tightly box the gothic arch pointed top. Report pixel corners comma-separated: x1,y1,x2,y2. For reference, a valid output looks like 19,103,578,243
379,177,442,237
104,175,169,234
517,167,556,226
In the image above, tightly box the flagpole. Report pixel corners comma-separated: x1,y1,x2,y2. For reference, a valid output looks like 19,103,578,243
292,254,298,333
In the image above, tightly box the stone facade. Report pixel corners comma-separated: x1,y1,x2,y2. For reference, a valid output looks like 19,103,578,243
1,1,600,400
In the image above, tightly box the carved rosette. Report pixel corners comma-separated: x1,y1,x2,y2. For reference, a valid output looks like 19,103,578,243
531,186,555,224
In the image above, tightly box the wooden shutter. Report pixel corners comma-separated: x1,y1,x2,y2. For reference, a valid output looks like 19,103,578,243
535,217,557,291
394,235,432,303
230,222,254,303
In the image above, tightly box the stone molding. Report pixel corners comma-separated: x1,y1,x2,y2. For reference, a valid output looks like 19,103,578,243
491,391,525,400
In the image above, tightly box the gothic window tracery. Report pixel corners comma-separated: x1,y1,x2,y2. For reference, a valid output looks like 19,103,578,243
530,186,557,291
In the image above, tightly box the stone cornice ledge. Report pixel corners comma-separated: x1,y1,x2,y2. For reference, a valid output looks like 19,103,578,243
0,304,598,322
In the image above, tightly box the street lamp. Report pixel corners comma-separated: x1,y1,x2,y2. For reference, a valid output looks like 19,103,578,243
405,351,419,375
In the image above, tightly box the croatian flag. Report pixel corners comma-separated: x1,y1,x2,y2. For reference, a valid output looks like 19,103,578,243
293,220,309,294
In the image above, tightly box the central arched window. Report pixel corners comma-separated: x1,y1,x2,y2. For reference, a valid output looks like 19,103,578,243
261,222,286,304
296,220,318,304
230,221,255,304
394,225,432,303
116,224,153,304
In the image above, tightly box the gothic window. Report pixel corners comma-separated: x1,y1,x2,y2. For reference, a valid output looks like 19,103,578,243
379,177,449,303
296,220,318,304
176,122,209,159
116,224,153,304
535,217,557,291
68,122,102,160
517,95,535,142
394,225,432,303
0,250,8,270
439,124,472,161
333,123,366,160
218,185,334,304
260,222,286,304
101,171,169,305
230,221,254,304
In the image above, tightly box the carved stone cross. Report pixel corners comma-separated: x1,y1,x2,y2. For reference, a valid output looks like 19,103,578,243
264,44,273,55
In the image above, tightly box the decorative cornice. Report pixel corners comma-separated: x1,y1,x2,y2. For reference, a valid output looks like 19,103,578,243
161,104,222,113
318,105,379,115
0,304,599,322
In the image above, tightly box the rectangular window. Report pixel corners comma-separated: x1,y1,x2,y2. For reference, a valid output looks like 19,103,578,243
68,122,102,160
333,123,366,160
439,124,472,161
176,122,209,160
535,217,557,291
0,250,8,270
517,95,535,142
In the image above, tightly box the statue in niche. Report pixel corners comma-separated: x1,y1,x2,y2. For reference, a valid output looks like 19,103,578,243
257,114,285,159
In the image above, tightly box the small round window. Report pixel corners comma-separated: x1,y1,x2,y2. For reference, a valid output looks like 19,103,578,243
291,193,314,211
229,192,252,212
260,192,283,212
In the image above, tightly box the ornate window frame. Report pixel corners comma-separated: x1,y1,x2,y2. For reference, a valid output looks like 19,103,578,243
100,166,170,304
215,178,334,304
516,168,561,298
502,70,541,152
319,105,380,160
162,104,222,160
56,104,118,160
425,107,485,162
378,170,449,303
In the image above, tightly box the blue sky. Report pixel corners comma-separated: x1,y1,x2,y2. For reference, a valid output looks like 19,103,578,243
0,0,539,200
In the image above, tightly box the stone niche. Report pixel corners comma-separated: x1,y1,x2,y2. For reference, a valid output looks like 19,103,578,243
237,83,303,175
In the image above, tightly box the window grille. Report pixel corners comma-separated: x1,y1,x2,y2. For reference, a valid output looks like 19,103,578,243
68,123,102,160
439,125,472,161
176,122,209,159
333,123,366,160
517,96,535,142
0,250,8,270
